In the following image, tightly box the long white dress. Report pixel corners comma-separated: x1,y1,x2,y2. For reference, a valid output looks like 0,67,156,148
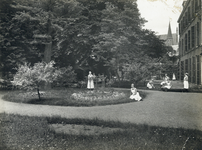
163,82,172,89
147,82,154,89
183,75,189,89
130,88,142,101
87,74,94,89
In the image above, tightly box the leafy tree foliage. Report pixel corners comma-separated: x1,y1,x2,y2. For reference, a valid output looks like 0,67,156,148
12,61,76,100
140,29,168,58
0,0,169,85
0,0,80,76
86,0,146,81
122,55,160,85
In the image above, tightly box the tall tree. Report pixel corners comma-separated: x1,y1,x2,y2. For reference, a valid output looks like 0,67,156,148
140,29,168,58
91,0,146,81
0,0,82,78
0,0,168,84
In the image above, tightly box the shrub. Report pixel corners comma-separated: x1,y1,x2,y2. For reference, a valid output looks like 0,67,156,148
11,61,76,100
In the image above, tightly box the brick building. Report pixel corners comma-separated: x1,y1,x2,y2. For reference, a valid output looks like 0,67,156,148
178,0,202,85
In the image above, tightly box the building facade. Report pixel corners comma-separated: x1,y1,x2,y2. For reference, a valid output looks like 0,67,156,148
178,0,202,85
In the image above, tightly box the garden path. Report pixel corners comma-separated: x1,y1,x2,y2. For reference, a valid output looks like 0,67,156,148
0,89,202,131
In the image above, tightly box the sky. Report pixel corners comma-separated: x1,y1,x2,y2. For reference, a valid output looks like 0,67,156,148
137,0,184,35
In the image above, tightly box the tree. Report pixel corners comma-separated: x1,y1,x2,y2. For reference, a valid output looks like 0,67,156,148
0,0,168,84
12,61,76,100
0,0,82,77
0,0,18,77
90,1,146,81
140,29,168,58
122,55,160,85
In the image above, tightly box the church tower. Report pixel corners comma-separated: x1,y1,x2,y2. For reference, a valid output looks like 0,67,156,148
166,22,173,46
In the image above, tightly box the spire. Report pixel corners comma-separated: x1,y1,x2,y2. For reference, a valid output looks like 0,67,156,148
167,22,173,39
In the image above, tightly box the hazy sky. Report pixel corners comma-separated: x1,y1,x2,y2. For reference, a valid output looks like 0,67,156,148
137,0,184,35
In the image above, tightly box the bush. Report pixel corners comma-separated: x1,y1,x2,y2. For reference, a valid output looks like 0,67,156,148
11,61,76,100
111,81,134,88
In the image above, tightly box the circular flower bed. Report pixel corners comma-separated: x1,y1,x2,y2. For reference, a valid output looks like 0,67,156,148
3,88,146,107
71,88,126,101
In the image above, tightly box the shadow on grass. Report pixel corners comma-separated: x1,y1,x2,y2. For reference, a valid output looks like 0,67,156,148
27,98,62,104
1,113,202,150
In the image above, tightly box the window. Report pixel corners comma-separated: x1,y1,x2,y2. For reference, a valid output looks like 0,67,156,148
183,17,185,30
185,12,188,26
197,55,201,84
185,34,187,51
191,26,195,48
192,57,196,83
192,1,195,17
181,61,184,81
188,30,191,50
195,0,198,12
196,22,200,46
188,7,191,22
182,39,184,55
179,23,181,35
189,58,192,82
185,59,188,74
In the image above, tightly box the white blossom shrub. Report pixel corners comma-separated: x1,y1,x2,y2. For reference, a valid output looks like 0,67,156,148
71,89,126,101
12,61,76,100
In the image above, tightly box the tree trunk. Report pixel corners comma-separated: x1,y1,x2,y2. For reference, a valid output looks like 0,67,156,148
37,88,41,101
116,70,121,88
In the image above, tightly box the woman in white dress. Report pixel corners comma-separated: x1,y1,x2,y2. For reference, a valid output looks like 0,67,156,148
160,74,169,87
163,80,172,89
183,73,189,92
87,71,94,90
147,80,155,89
130,84,142,101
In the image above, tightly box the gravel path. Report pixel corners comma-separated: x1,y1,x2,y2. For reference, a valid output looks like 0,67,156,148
0,89,202,131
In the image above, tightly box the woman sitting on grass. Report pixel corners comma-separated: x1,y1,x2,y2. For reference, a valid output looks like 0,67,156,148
130,84,142,101
163,80,172,89
147,79,155,89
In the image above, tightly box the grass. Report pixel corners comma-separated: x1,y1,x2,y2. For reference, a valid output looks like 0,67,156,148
2,88,146,107
0,113,202,150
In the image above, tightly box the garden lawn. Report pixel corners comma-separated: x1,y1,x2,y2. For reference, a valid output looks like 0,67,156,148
0,113,202,150
2,88,146,107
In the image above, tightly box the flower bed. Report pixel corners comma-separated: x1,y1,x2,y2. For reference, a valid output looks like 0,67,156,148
71,89,126,101
3,88,146,107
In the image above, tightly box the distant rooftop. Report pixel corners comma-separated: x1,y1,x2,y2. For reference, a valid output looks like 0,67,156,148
158,33,178,45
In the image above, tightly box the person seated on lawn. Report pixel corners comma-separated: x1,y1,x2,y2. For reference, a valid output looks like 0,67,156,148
130,84,142,101
160,74,169,87
147,79,155,89
162,80,172,90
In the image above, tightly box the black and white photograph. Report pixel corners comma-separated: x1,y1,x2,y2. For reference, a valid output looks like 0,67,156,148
0,0,202,149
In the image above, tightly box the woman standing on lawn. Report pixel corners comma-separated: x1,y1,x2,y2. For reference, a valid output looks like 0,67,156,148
87,71,94,90
183,73,189,92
